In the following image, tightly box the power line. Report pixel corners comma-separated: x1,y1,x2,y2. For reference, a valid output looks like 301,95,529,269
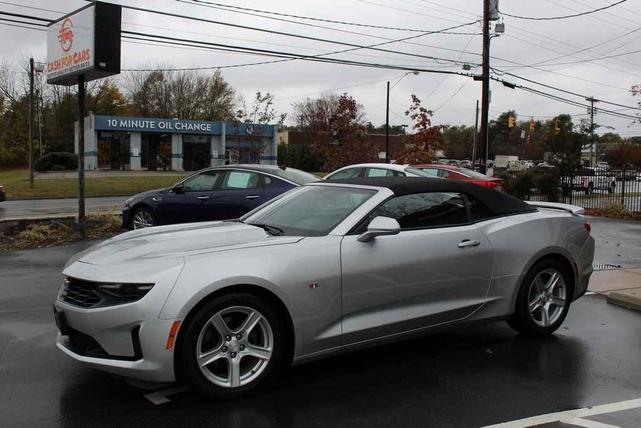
492,69,641,111
184,0,465,33
500,0,628,21
121,31,475,78
110,3,480,67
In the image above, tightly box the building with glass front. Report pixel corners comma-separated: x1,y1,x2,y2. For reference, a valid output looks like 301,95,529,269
75,113,278,171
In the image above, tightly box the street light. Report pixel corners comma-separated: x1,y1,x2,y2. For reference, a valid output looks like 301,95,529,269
29,58,45,188
386,71,419,163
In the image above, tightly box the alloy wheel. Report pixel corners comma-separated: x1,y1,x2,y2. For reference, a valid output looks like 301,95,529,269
527,268,567,327
132,210,154,229
195,306,273,388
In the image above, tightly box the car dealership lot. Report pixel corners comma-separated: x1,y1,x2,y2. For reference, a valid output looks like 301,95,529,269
1,219,640,427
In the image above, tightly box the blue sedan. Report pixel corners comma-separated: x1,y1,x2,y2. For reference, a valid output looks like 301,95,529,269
122,165,319,230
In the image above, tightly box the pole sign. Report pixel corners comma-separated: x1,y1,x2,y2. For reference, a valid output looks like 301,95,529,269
46,1,121,85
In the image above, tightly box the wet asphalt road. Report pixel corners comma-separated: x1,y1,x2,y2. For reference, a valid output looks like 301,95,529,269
1,219,641,427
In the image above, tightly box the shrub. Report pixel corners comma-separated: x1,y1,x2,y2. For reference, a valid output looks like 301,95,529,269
34,152,78,172
277,143,324,172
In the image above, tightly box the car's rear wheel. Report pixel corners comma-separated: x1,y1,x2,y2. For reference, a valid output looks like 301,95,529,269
179,293,289,399
507,259,572,336
131,207,155,229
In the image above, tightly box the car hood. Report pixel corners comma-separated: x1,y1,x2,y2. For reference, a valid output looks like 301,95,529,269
131,187,170,200
73,221,303,266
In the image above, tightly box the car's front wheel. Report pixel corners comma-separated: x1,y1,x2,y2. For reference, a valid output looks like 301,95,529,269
507,259,572,336
130,207,155,229
179,293,289,399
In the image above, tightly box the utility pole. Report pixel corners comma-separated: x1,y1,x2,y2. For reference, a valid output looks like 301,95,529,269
385,81,390,163
78,75,86,240
586,97,598,166
472,99,479,167
479,0,491,174
28,58,34,188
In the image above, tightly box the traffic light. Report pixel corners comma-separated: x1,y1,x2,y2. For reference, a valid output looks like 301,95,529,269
508,114,515,128
554,118,561,133
530,118,536,130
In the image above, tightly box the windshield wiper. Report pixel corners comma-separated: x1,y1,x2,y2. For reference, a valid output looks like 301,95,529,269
248,223,285,236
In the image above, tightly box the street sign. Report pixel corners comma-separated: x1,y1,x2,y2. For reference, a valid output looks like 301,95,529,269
46,2,121,85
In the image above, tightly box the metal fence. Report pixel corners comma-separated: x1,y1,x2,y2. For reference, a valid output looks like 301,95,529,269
509,168,641,212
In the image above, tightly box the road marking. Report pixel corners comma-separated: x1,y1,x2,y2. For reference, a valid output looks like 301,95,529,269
561,417,619,428
144,386,190,405
483,397,641,427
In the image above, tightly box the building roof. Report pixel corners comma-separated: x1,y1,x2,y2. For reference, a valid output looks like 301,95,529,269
324,177,536,216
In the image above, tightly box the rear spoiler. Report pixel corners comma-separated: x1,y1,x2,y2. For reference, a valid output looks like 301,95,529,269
526,201,585,215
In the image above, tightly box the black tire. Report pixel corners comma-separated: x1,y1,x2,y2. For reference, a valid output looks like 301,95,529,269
129,206,155,230
507,259,573,336
179,293,290,400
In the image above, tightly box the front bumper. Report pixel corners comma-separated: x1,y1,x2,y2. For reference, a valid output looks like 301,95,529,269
122,206,131,229
54,299,179,383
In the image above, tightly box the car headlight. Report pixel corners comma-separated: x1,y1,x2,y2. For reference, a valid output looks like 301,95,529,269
59,277,155,308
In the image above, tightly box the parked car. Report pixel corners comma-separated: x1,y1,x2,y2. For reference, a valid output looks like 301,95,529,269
324,163,432,180
0,184,5,202
413,164,503,189
565,168,616,194
54,177,594,398
123,165,319,230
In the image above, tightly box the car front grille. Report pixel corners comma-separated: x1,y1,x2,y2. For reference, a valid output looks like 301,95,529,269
59,278,102,308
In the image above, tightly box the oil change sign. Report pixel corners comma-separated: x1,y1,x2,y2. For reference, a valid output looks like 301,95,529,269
46,6,94,82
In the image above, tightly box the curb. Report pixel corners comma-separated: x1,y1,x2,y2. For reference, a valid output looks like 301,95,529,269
607,290,641,312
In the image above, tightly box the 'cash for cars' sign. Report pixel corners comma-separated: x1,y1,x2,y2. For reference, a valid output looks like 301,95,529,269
47,1,121,86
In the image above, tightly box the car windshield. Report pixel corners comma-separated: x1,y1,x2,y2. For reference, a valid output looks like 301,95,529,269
241,185,376,236
271,167,320,184
404,167,433,177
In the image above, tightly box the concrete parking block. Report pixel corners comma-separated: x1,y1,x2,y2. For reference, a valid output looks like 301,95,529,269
607,289,641,311
588,269,641,294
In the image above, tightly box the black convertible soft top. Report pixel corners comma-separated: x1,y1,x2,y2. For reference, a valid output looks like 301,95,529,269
325,176,537,216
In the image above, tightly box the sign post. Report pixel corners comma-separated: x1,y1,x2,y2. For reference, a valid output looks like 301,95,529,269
46,1,121,239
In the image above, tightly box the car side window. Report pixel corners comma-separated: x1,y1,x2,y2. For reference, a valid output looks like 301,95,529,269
221,171,260,190
466,194,494,222
182,171,220,192
366,168,399,177
326,168,362,180
370,192,469,230
420,168,440,177
262,175,290,188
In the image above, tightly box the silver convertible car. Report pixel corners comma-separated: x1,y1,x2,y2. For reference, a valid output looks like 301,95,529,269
54,177,594,399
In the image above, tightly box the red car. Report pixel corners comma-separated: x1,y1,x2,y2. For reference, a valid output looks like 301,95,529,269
413,164,503,190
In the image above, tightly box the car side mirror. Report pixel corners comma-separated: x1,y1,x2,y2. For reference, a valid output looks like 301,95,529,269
172,184,185,194
357,216,401,242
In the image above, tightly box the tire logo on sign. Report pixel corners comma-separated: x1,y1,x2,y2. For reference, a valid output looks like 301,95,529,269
58,18,74,52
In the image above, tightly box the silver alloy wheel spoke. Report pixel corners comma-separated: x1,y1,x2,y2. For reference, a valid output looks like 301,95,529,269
240,311,261,336
550,295,565,307
133,211,153,229
210,313,231,336
243,344,271,360
229,359,241,387
545,272,560,292
528,296,542,312
198,347,225,368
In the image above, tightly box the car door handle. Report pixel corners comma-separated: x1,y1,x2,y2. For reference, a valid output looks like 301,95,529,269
197,196,210,200
245,195,260,200
457,239,480,248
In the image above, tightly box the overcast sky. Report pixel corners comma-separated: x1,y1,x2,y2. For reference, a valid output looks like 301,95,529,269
2,0,640,137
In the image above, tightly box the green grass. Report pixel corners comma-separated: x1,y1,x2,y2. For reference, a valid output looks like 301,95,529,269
0,169,186,199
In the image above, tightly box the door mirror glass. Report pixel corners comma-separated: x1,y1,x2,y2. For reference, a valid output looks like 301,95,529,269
357,216,401,242
172,183,185,194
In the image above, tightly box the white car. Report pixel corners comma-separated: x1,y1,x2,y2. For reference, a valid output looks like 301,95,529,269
324,163,432,180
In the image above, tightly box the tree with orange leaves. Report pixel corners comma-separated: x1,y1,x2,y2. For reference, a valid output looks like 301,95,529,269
394,95,446,164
